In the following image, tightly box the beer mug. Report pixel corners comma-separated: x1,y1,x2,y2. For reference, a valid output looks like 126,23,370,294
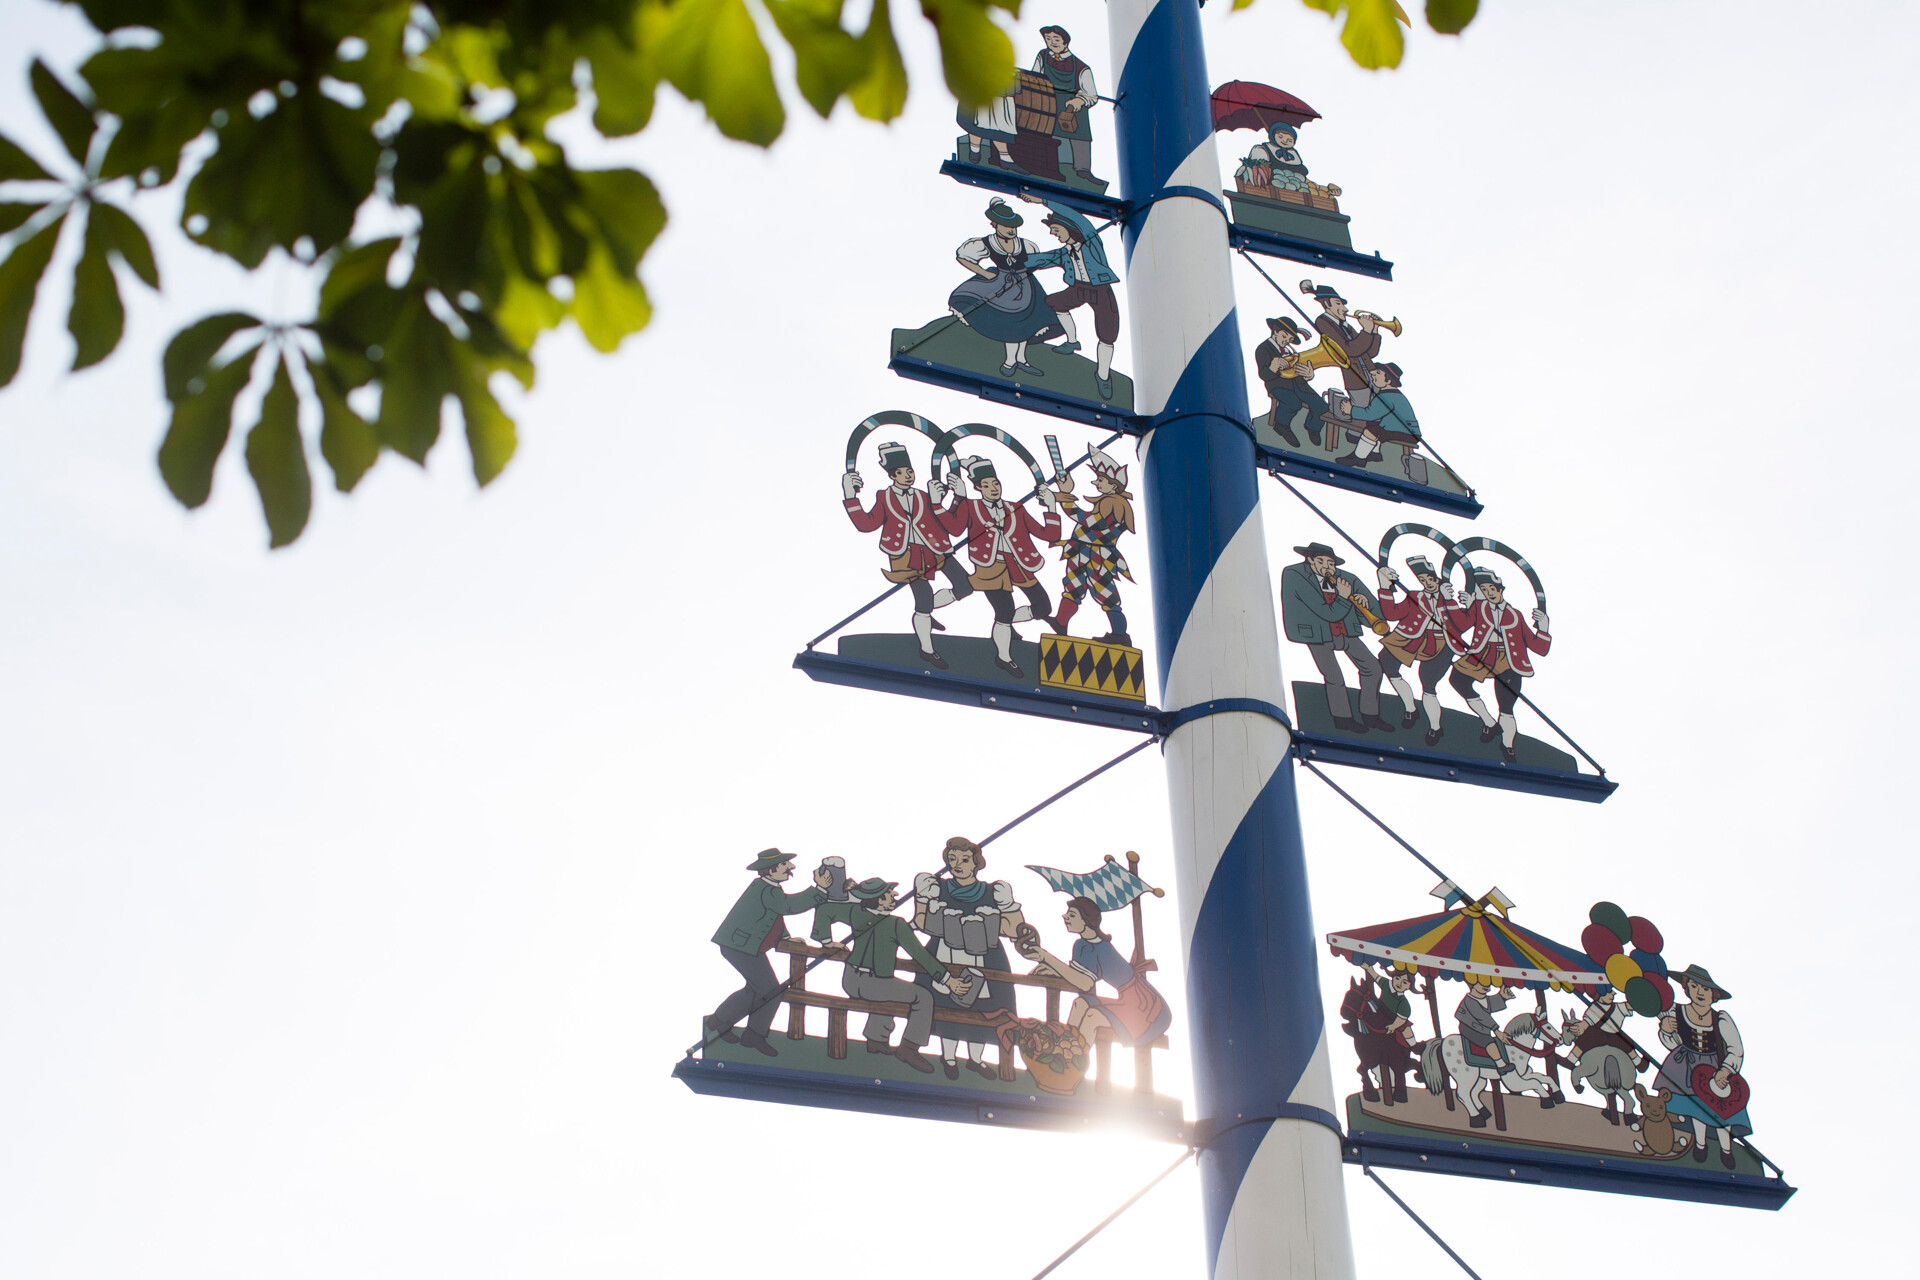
960,913,990,958
820,856,848,902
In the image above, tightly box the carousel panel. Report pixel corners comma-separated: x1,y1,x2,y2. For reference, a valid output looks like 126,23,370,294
678,845,1184,1139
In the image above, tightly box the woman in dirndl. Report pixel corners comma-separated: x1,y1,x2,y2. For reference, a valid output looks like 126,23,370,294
1654,964,1752,1170
1018,897,1171,1048
1235,121,1311,197
949,200,1066,378
912,837,1026,1081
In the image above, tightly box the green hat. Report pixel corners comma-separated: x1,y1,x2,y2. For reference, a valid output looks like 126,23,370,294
1674,964,1730,1001
986,199,1024,227
850,877,898,900
746,848,796,872
965,455,998,484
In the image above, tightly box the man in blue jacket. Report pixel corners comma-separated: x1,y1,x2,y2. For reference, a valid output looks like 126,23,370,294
1022,195,1120,401
1278,542,1394,734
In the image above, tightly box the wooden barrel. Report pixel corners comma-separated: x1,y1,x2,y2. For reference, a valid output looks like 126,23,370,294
1014,69,1057,135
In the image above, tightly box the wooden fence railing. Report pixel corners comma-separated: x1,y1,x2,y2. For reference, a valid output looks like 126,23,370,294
773,938,1167,1096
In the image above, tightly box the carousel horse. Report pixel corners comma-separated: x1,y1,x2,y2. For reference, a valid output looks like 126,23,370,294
1339,977,1419,1104
1554,1010,1643,1126
1421,1010,1564,1121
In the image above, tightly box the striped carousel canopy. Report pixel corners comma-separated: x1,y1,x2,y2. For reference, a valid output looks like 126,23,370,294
1326,886,1608,993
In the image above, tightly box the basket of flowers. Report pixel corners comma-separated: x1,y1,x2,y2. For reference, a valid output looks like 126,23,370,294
1010,1021,1091,1095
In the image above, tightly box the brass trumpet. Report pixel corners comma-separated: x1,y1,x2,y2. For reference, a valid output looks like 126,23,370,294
1348,590,1392,637
1353,311,1404,337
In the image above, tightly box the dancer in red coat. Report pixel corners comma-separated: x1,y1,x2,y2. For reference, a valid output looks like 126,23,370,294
842,440,974,669
1375,554,1469,746
943,455,1061,678
1448,569,1552,762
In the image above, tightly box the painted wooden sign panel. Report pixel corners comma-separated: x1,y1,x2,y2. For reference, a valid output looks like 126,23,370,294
1252,280,1481,519
890,199,1140,433
1213,81,1393,281
1281,525,1615,801
940,26,1125,222
1328,886,1792,1209
796,412,1158,732
675,845,1185,1139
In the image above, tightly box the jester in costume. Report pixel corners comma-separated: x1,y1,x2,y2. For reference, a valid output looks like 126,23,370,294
1049,445,1135,646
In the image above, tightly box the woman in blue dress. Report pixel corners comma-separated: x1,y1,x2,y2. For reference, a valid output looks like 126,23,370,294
912,837,1026,1081
948,199,1066,379
1017,897,1170,1047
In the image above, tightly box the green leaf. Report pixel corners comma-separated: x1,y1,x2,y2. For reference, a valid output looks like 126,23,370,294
766,0,868,118
1425,0,1478,34
0,131,55,182
0,216,64,388
310,357,381,492
98,94,211,185
584,23,660,136
1341,0,1407,68
919,0,1014,111
158,339,259,509
88,201,159,287
572,168,667,275
30,59,97,168
656,0,787,146
493,270,566,352
163,311,262,402
455,367,516,486
376,295,457,462
317,237,403,320
571,241,651,353
68,207,125,371
0,202,46,236
849,0,909,122
244,353,312,547
183,94,381,268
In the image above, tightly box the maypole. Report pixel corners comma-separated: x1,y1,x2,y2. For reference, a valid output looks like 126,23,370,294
1108,2,1355,1275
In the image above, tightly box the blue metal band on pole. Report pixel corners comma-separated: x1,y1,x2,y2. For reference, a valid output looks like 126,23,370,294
1108,3,1356,1276
1155,698,1294,737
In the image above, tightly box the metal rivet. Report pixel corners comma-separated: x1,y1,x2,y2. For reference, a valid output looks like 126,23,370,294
874,1079,882,1085
985,1111,995,1120
1509,1168,1517,1176
1419,1154,1427,1162
988,696,996,703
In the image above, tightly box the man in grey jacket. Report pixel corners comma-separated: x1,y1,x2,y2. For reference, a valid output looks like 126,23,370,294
1278,543,1394,734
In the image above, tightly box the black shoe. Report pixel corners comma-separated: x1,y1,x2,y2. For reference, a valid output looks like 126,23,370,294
1720,1149,1735,1170
994,656,1025,678
1425,725,1443,747
1691,1143,1709,1163
1501,743,1517,763
704,1017,740,1045
1096,631,1132,647
928,617,946,632
866,1040,889,1054
739,1031,778,1058
969,1059,996,1079
1275,423,1302,449
1362,1083,1381,1102
1393,1086,1408,1103
1401,708,1422,729
1540,1094,1558,1110
1468,1111,1489,1129
1013,361,1045,377
943,1061,960,1081
894,1043,936,1074
1362,713,1398,733
1332,716,1366,735
921,649,948,670
1043,614,1067,636
1479,720,1500,742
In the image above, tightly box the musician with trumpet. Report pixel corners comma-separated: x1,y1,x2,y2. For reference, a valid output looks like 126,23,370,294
1300,279,1398,412
1254,315,1332,449
1280,542,1396,735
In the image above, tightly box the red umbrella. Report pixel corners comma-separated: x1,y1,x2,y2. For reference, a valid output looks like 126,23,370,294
1210,81,1321,135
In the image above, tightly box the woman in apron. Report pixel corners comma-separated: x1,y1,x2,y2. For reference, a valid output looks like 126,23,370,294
948,200,1065,378
912,837,1025,1080
1654,964,1752,1170
1018,897,1170,1047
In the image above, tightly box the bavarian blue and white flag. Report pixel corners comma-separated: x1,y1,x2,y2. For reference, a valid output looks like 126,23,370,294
1026,861,1152,912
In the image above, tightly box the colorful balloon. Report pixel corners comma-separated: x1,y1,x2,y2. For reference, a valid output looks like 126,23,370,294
1629,915,1664,954
1604,953,1643,990
1631,948,1667,977
1623,975,1663,1017
1589,901,1632,944
1651,974,1675,1012
1581,922,1624,965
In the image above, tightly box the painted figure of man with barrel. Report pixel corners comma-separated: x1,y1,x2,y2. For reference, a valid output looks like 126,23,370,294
1032,27,1098,180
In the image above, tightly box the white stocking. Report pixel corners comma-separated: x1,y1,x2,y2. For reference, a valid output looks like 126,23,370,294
1467,695,1496,728
1011,605,1033,624
1353,435,1379,460
1056,310,1079,345
931,587,955,610
1500,713,1518,748
1422,692,1442,730
992,621,1014,662
1014,341,1028,364
1096,341,1114,379
1003,342,1020,368
1389,676,1417,716
913,612,936,655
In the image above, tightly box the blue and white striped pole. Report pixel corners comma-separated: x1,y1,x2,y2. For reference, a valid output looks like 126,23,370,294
1107,3,1356,1275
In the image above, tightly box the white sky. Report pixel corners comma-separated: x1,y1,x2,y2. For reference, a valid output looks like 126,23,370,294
0,0,1912,1276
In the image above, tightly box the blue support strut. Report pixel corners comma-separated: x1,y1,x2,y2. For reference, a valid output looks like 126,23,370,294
1107,3,1357,1277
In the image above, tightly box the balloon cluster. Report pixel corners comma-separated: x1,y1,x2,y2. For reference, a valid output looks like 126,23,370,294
1580,901,1673,1016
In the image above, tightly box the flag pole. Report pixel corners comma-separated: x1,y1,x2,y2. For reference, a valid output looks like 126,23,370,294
1106,3,1357,1276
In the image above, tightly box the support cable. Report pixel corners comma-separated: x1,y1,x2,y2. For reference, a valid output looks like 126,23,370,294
1027,1146,1195,1280
803,432,1125,650
980,737,1158,847
1364,1166,1486,1280
1269,473,1610,777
